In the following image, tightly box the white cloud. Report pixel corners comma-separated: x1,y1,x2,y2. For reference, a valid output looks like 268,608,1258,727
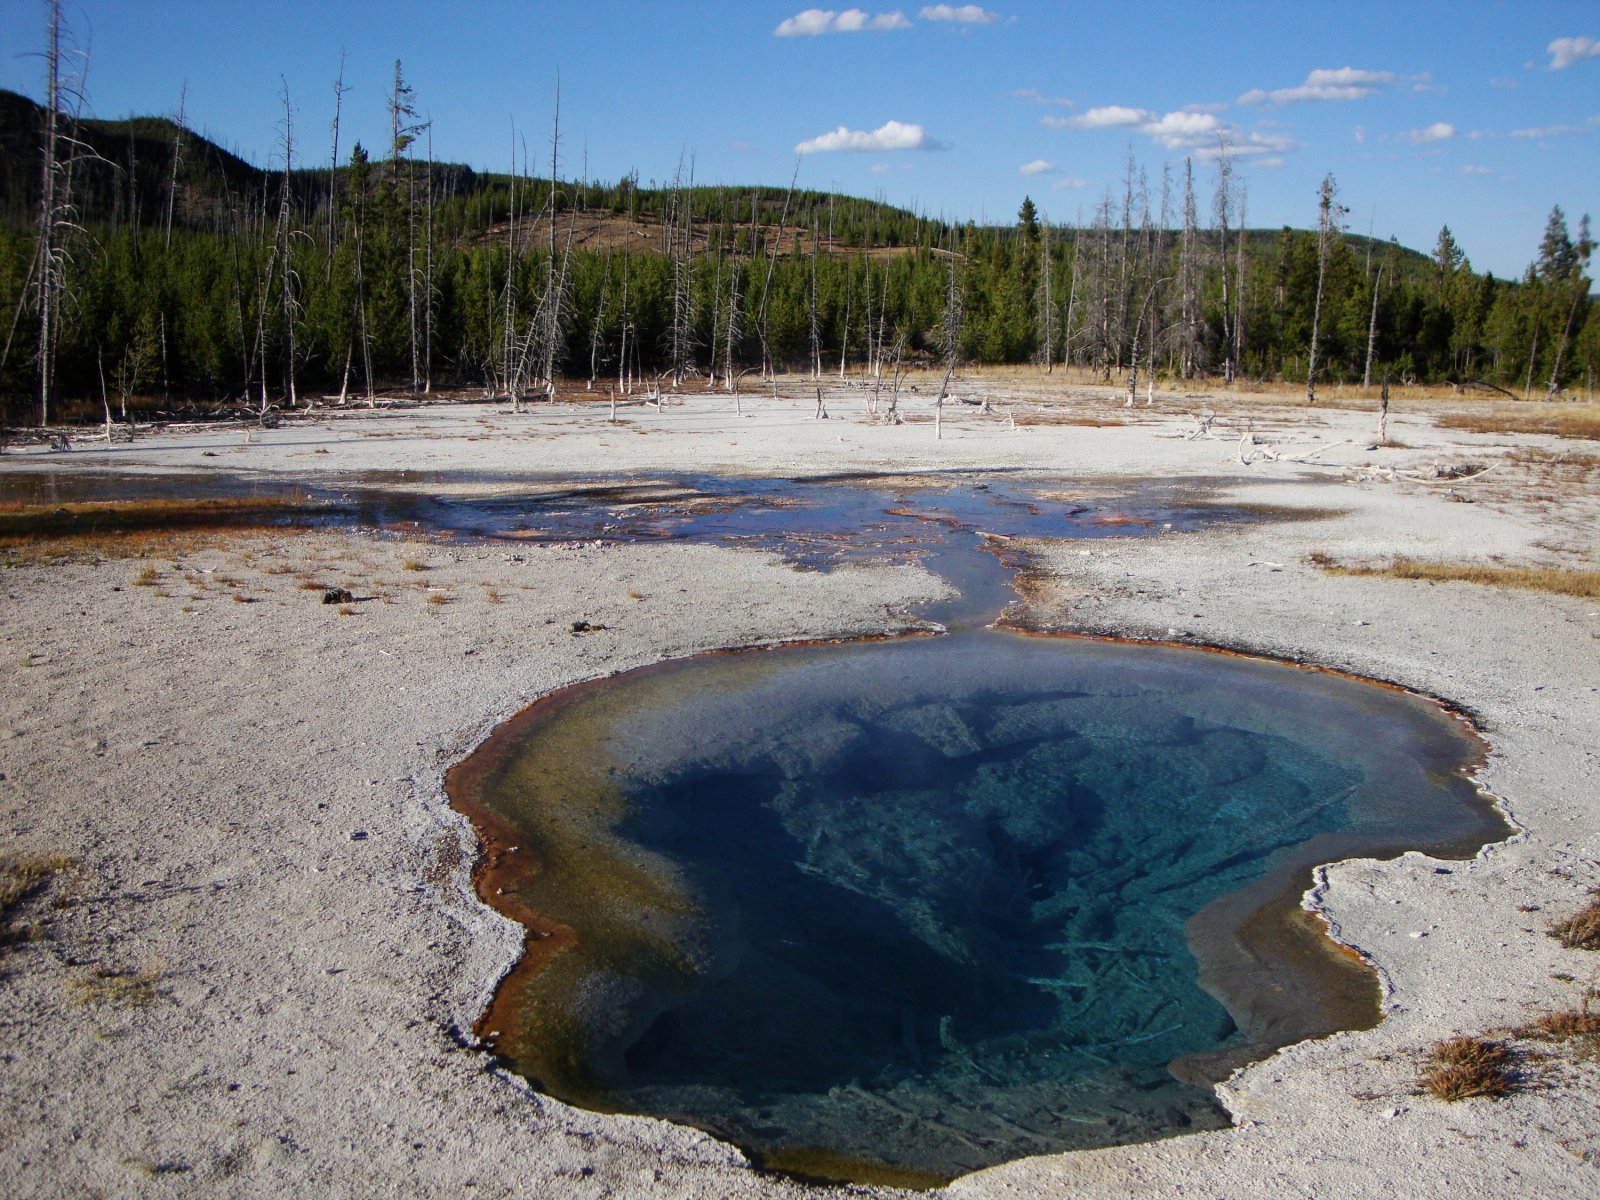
1050,177,1090,191
1547,36,1600,70
1238,66,1395,106
1019,159,1056,175
1140,110,1223,148
918,4,998,23
1015,87,1073,108
1490,77,1521,90
775,8,910,36
1194,130,1300,160
1460,164,1495,175
1051,104,1151,129
1353,124,1366,144
729,140,756,153
795,119,945,153
1398,122,1455,144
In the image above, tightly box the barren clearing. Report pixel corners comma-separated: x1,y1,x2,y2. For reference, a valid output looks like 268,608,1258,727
2,375,1598,1199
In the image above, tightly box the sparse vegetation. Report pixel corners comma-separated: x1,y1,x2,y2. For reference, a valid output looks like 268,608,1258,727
1437,408,1600,442
401,557,428,572
1,856,73,945
0,498,317,565
66,963,163,1008
133,565,160,586
1549,899,1600,949
1310,553,1600,599
1515,1008,1600,1043
1418,1035,1519,1101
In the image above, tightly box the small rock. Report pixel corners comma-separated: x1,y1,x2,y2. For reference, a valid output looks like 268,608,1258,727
349,830,369,841
322,587,354,605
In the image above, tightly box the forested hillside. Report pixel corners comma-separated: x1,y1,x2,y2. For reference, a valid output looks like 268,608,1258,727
1,83,1594,426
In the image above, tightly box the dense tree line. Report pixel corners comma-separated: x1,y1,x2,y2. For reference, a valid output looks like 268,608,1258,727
1,72,1594,426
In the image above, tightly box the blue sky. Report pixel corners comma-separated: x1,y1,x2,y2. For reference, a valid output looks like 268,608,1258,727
2,1,1596,277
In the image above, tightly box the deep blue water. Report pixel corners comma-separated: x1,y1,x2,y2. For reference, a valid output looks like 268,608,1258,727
469,631,1497,1183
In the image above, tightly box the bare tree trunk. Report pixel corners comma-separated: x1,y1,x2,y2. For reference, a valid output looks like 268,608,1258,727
1039,215,1054,373
1214,142,1234,385
808,216,822,379
1546,280,1587,400
326,55,347,271
755,164,799,379
1233,181,1247,374
165,81,187,249
1363,264,1383,389
423,125,436,393
276,82,299,408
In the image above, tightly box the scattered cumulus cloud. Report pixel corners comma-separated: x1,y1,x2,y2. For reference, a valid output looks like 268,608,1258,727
1019,159,1056,175
1014,87,1074,108
1140,110,1224,148
795,119,945,153
1353,124,1366,144
1238,66,1395,107
1050,177,1090,191
1460,164,1495,175
774,8,910,36
1193,130,1300,161
1398,122,1455,144
918,4,998,23
1047,104,1231,152
1547,36,1600,70
729,140,757,153
1048,104,1150,130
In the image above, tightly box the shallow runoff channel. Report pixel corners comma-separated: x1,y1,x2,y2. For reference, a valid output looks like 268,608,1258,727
2,467,1509,1187
432,471,1507,1189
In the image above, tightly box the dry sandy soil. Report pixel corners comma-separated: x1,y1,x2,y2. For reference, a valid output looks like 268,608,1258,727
2,375,1598,1198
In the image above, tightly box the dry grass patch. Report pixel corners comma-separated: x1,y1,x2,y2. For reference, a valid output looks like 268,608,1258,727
66,962,163,1008
1436,407,1600,441
1515,1008,1600,1043
1549,899,1600,950
401,557,428,572
1,855,73,926
1310,553,1600,600
1418,1035,1519,1101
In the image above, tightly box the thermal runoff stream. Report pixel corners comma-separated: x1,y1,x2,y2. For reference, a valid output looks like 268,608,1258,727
440,473,1506,1187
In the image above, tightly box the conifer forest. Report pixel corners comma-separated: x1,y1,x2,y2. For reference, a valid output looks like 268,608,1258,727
1,59,1594,427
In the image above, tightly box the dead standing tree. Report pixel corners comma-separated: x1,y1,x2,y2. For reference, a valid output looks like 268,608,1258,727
1213,141,1236,385
935,240,965,440
17,2,94,427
